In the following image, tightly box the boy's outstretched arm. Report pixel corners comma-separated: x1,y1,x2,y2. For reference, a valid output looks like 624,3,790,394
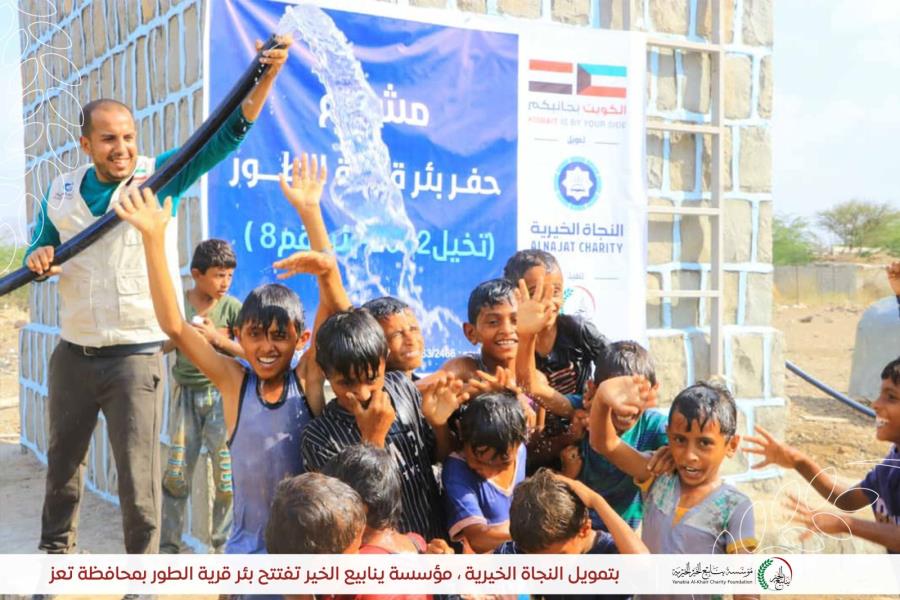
588,375,655,483
550,472,648,554
114,188,245,431
278,153,351,414
744,426,871,511
789,497,900,552
420,374,469,460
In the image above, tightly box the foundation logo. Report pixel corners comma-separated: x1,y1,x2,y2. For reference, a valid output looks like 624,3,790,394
562,285,596,318
757,557,792,591
555,157,601,210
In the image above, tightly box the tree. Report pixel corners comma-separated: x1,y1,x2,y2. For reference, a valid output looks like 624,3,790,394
773,215,818,266
816,200,899,253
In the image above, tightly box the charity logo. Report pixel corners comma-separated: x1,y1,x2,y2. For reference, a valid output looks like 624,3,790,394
64,182,73,193
757,557,792,591
562,285,596,318
555,157,601,210
528,59,627,98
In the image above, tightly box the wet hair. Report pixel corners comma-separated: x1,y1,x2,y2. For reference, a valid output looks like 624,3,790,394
265,472,365,554
315,308,388,381
190,238,237,274
362,296,411,322
509,470,587,553
235,283,305,335
321,444,401,531
80,98,134,137
881,357,900,385
669,381,737,438
459,392,527,455
502,249,561,284
594,340,657,387
467,278,516,324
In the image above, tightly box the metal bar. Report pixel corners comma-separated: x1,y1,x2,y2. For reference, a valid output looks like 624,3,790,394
648,205,721,216
646,121,720,135
709,0,725,376
786,361,876,418
622,0,631,31
648,290,722,299
647,37,720,53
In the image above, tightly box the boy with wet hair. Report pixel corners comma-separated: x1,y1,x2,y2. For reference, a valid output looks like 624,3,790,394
591,377,758,589
265,472,365,554
442,392,528,553
744,356,900,553
503,469,647,556
504,249,608,408
362,296,425,380
574,341,669,531
303,307,468,541
160,238,242,554
116,153,350,558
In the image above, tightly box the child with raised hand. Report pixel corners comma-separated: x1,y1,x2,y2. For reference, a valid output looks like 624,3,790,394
302,307,468,541
114,152,349,557
591,378,759,596
888,261,900,319
503,249,609,409
362,296,426,380
744,356,900,553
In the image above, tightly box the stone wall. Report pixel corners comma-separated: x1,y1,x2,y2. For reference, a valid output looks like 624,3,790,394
16,0,780,551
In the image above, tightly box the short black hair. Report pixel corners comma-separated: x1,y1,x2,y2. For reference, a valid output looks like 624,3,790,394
80,98,134,137
595,340,656,386
190,238,237,274
467,278,516,324
509,469,587,553
881,357,900,385
459,392,527,455
502,249,560,284
362,296,410,322
265,472,365,554
321,444,401,531
669,381,737,438
235,283,305,335
315,308,388,381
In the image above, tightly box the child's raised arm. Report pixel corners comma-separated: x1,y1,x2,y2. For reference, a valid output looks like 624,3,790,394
114,188,244,429
514,278,574,418
278,154,351,414
743,426,871,511
550,472,648,554
588,375,656,483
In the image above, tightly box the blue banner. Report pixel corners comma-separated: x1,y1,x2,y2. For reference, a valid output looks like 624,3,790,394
207,1,518,369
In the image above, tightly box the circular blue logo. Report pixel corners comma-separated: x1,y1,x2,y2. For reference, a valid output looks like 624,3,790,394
555,157,601,210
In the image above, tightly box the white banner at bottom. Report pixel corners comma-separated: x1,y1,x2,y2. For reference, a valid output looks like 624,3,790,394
2,553,899,596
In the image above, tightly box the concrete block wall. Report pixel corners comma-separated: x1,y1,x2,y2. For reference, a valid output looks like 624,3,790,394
774,263,894,306
16,0,214,550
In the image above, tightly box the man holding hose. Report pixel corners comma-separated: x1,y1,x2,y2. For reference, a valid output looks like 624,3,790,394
23,37,292,554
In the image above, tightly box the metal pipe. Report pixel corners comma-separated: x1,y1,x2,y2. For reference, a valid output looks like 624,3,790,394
0,35,285,297
785,360,876,418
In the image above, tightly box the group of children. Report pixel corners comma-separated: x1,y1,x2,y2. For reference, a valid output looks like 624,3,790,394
112,153,900,599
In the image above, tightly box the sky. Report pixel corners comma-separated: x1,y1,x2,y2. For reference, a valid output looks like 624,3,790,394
0,0,898,250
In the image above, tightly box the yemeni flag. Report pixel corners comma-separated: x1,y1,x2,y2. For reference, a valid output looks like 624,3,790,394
528,59,574,94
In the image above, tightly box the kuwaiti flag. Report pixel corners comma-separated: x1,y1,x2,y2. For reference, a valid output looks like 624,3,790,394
576,64,628,98
528,59,574,94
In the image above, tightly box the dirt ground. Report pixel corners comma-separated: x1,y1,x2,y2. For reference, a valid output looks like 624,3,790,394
0,300,895,599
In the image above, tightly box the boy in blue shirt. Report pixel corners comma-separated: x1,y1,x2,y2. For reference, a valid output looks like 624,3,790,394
745,356,900,553
443,392,528,553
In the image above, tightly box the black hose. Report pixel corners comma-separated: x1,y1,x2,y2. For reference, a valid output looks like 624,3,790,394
785,360,876,418
0,35,285,297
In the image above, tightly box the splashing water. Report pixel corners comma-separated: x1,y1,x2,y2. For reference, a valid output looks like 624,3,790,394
277,5,461,356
